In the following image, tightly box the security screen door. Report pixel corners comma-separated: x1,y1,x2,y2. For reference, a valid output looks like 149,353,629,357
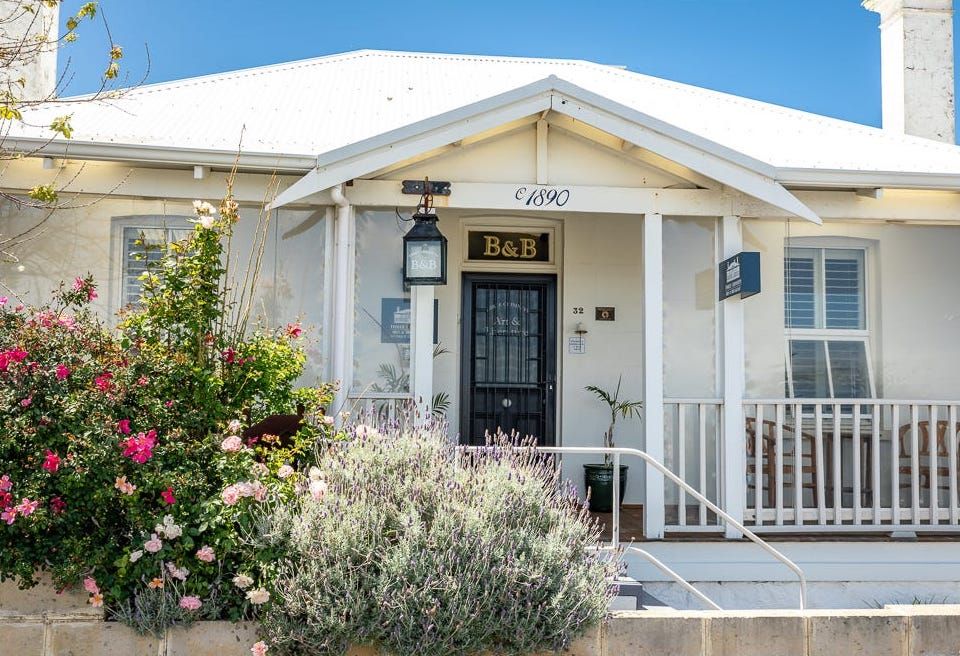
460,274,557,446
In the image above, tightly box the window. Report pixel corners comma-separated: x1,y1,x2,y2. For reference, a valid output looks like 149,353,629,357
784,247,874,400
118,221,192,308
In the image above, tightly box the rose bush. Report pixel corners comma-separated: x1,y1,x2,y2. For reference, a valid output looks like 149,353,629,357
0,192,336,632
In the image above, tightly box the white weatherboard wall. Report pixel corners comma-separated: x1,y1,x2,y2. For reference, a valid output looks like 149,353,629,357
743,218,960,400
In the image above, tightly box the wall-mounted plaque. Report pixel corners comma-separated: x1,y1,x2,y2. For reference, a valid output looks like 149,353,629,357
467,231,549,262
595,307,615,321
380,298,439,344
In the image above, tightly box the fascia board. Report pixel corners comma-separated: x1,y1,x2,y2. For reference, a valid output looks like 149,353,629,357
779,167,960,190
548,88,820,223
0,137,318,172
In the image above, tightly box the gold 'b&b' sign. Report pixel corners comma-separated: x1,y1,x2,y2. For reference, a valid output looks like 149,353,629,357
467,231,549,262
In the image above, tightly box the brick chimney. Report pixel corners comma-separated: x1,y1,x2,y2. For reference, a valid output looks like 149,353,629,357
863,0,956,143
0,0,59,102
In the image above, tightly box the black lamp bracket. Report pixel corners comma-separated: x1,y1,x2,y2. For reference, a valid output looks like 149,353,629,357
402,179,451,196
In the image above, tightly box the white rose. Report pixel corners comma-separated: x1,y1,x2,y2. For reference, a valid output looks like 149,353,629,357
246,588,270,605
277,465,294,479
129,550,143,563
163,523,182,539
198,215,216,230
308,479,328,501
232,574,254,589
227,419,242,434
308,466,322,481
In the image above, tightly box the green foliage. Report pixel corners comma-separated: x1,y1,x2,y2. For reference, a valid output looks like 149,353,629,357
585,375,642,452
252,422,615,656
27,183,57,204
0,193,337,633
50,115,73,139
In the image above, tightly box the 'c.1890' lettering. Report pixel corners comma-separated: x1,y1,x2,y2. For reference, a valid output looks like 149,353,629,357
514,186,570,207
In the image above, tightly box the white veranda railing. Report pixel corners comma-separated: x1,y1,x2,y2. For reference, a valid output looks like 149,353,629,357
743,400,960,532
664,399,725,531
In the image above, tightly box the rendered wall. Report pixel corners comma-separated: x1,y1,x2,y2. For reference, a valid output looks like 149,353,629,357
0,197,329,381
3,608,960,656
743,218,960,400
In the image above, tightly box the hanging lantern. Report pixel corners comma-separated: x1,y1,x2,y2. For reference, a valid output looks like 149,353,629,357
402,183,448,286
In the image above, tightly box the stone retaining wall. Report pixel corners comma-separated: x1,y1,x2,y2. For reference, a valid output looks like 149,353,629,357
2,606,959,655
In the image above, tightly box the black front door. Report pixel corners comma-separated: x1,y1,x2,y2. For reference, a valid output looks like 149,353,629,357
460,274,557,445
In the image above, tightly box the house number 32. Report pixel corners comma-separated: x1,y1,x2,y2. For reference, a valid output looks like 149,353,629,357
514,186,570,207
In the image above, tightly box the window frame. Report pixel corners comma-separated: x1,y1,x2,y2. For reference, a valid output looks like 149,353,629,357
784,243,877,401
110,215,192,314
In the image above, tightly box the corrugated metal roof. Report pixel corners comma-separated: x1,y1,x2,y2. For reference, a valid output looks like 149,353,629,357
14,49,960,177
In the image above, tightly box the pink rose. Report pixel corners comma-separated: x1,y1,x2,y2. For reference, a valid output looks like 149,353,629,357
161,487,176,505
93,372,112,392
42,450,60,473
20,396,32,408
0,475,12,493
195,546,215,563
144,533,163,553
55,364,70,380
116,419,131,435
114,476,136,495
83,577,99,595
221,485,240,506
220,435,243,453
251,641,269,656
285,322,302,339
1,508,15,525
121,430,157,464
16,498,38,517
179,595,202,611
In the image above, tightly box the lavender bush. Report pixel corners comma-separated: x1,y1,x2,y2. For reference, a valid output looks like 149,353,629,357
251,420,616,655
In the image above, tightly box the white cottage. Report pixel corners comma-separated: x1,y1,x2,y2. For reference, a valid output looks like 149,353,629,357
3,0,960,609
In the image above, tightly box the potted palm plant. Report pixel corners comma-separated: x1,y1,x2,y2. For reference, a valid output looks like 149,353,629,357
583,376,642,512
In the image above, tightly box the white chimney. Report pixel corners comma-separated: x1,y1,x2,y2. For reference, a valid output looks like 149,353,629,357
864,0,956,143
0,0,59,102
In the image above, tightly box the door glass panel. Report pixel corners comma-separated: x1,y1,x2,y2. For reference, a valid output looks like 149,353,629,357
463,276,555,446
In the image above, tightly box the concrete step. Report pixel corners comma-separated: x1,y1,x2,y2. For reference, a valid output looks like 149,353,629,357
610,579,671,610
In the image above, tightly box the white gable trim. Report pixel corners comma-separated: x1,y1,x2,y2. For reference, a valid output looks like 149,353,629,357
268,76,821,223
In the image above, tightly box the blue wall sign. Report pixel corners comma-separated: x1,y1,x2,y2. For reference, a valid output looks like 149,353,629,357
380,298,439,344
719,252,761,301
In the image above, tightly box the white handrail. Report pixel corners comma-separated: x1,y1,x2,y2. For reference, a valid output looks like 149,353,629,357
463,444,808,610
601,545,723,611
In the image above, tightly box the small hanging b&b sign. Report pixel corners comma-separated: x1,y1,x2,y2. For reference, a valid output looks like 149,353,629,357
719,252,761,301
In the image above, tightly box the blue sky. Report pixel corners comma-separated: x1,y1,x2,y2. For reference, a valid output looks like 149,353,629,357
57,1,956,130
